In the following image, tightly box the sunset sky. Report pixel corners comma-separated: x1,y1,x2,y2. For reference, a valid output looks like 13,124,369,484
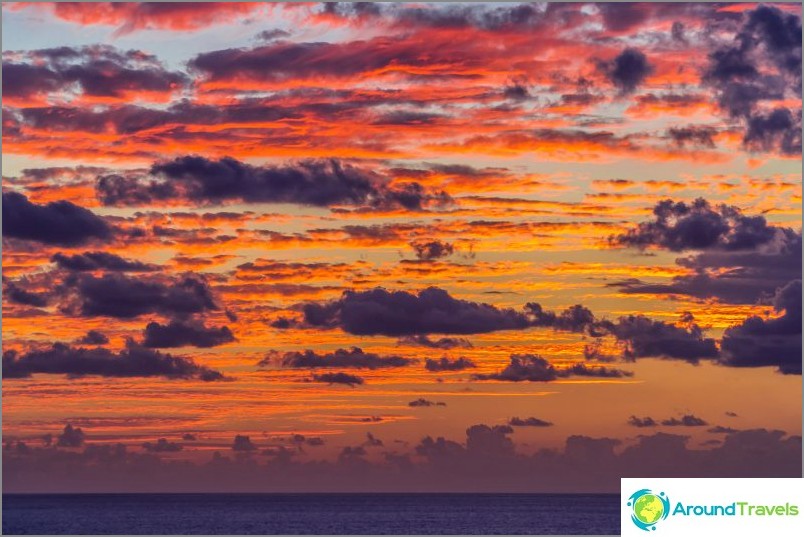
2,1,802,492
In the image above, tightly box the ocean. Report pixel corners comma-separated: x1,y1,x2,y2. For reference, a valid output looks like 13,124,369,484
2,493,620,535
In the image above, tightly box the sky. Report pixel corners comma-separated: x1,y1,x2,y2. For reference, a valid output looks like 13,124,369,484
1,1,802,493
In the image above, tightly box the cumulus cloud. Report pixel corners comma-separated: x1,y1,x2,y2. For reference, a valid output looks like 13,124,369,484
508,417,553,427
97,156,451,211
424,357,476,372
308,372,365,387
598,48,653,94
302,287,532,336
142,438,183,453
398,335,473,349
52,251,158,272
703,5,802,154
603,314,718,362
661,414,708,427
63,273,218,319
474,354,632,382
76,330,109,345
409,240,455,261
408,398,447,407
57,424,85,447
2,192,112,246
612,198,780,252
2,340,225,381
627,416,658,428
720,279,802,374
260,347,412,369
232,435,257,452
2,45,187,104
142,320,235,348
3,281,49,307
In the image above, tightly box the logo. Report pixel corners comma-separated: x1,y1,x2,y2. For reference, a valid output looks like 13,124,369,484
627,489,670,531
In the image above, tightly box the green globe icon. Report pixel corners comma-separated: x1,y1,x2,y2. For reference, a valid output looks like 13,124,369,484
633,493,664,525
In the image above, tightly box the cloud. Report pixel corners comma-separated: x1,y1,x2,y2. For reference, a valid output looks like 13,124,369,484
64,273,218,319
232,435,257,452
142,438,183,453
598,48,652,94
97,156,451,211
309,372,365,387
603,314,718,362
260,347,413,370
611,198,780,252
363,433,384,447
142,320,235,348
627,416,658,428
508,417,553,427
408,398,447,407
720,279,802,374
525,303,597,333
11,2,263,35
76,330,109,345
398,335,473,350
3,281,49,307
2,340,225,381
2,45,186,104
667,126,716,148
302,287,533,336
661,414,708,427
57,424,85,447
474,354,633,382
52,251,158,272
703,5,802,154
2,192,111,246
424,357,476,372
409,240,455,261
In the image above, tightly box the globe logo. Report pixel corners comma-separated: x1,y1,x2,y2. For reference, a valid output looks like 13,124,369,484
627,489,670,531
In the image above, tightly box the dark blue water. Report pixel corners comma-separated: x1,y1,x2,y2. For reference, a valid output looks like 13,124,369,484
2,493,619,535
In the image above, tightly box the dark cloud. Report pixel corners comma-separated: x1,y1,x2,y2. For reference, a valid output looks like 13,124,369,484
526,303,596,333
57,424,85,448
142,320,235,348
260,347,412,370
720,279,802,374
97,156,451,211
613,226,801,305
709,426,739,434
302,287,532,336
409,240,455,261
398,335,473,349
667,126,716,148
2,45,186,102
309,372,365,387
474,354,632,382
4,281,49,307
255,29,291,41
182,434,197,441
604,315,718,362
661,414,708,427
232,435,257,452
744,107,802,154
2,340,225,381
598,48,652,94
703,5,802,154
65,273,218,319
51,251,158,272
142,438,183,453
2,192,112,246
612,198,779,252
408,398,447,407
627,416,658,428
508,417,553,427
76,330,109,345
363,432,384,447
424,357,476,372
